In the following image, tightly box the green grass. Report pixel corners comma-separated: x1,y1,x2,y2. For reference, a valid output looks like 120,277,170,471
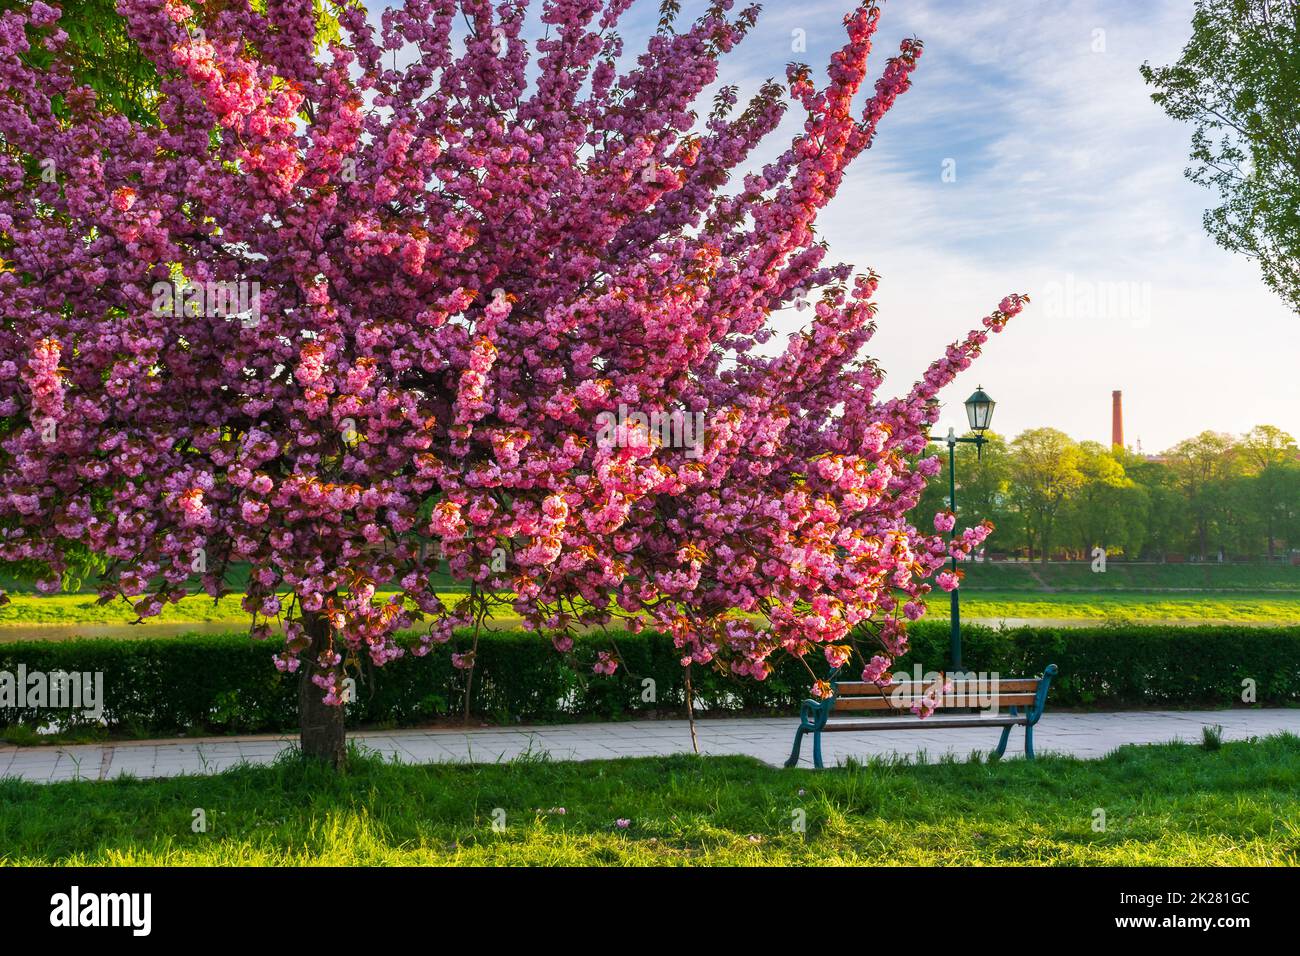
6,562,1294,596
0,593,257,626
3,735,1298,865
3,588,1296,631
0,564,470,596
959,562,1300,592
0,591,506,628
923,590,1300,623
2,562,1294,631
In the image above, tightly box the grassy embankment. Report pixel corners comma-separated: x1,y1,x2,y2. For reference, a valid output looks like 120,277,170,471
2,563,1296,628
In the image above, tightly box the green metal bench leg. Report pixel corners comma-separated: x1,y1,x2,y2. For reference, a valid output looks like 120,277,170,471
1022,664,1056,761
812,729,824,770
995,725,1012,758
994,705,1018,759
784,727,806,768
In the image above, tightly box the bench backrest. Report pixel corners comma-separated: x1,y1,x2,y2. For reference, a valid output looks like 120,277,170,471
829,665,1057,716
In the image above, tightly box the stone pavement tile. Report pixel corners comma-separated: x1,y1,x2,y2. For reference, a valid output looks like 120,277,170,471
358,740,407,756
236,741,290,755
586,723,643,733
629,727,698,738
151,754,200,766
721,729,789,741
45,747,104,770
105,757,155,776
195,740,246,751
417,734,475,753
608,744,681,755
10,759,62,777
47,768,94,783
10,747,62,762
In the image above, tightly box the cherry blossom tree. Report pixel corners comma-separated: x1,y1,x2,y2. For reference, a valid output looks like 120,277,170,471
0,0,1026,766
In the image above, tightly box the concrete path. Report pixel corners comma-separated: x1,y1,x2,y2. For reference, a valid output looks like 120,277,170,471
3,709,1298,784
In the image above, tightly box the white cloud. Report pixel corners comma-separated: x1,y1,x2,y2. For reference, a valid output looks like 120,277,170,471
735,0,1298,451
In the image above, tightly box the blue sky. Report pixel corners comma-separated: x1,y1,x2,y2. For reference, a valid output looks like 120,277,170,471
374,0,1300,452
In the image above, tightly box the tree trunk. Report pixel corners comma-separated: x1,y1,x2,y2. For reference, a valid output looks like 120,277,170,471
684,665,700,755
299,609,346,768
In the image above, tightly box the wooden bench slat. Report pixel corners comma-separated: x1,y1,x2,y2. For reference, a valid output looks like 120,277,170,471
833,679,1041,695
823,716,1024,731
830,692,1039,711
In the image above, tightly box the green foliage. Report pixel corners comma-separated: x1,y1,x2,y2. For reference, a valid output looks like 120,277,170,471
1141,0,1300,316
1009,427,1085,562
0,0,346,124
918,423,1300,561
0,0,157,122
2,623,1297,738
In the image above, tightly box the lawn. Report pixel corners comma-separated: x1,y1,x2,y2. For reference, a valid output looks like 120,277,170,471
957,562,1300,592
2,561,1296,632
0,591,505,628
3,735,1298,865
2,588,1296,632
926,590,1300,624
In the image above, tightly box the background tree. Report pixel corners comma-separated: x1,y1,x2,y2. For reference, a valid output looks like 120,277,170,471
1239,424,1299,558
1276,463,1300,553
915,431,1020,555
1061,441,1147,559
1118,450,1186,561
1009,428,1084,563
1142,0,1300,315
915,424,1297,563
1165,431,1243,559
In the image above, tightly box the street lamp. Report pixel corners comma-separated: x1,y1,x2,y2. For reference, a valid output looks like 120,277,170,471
964,387,995,436
939,387,996,670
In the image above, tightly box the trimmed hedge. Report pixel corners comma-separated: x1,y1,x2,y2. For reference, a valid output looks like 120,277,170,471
1,622,1298,738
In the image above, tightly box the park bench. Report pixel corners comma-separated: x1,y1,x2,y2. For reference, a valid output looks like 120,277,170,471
784,664,1058,769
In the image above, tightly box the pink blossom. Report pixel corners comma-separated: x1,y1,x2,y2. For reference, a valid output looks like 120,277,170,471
0,0,1024,717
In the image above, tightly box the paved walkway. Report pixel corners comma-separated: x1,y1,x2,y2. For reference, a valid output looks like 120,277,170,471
3,709,1298,784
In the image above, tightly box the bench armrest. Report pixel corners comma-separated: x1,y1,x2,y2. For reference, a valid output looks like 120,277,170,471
798,697,830,728
797,665,844,728
1027,663,1058,725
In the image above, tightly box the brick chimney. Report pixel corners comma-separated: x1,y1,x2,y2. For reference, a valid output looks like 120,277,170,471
1111,390,1124,450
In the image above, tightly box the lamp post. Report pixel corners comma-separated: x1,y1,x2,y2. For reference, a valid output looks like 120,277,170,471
940,387,996,671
